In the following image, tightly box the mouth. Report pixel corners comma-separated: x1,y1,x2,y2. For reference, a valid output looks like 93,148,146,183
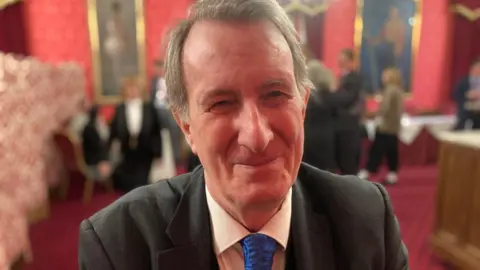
235,156,279,167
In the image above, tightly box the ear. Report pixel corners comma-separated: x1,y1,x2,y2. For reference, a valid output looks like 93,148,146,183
172,110,197,155
301,88,310,120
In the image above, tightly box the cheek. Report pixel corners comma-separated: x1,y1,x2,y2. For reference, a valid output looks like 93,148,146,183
191,118,234,155
271,105,304,145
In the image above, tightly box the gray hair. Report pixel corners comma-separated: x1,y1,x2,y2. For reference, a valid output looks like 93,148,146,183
165,0,313,120
307,59,335,92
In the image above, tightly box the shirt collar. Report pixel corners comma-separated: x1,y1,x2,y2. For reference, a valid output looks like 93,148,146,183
205,185,292,255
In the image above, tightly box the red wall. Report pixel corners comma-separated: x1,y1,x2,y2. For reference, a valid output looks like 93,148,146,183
24,0,451,114
323,0,451,114
24,0,192,104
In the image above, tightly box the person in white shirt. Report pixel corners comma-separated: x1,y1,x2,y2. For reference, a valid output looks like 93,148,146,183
79,1,408,269
108,76,163,192
67,97,90,142
150,60,184,167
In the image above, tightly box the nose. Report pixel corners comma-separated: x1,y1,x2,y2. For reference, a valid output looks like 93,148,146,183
237,103,274,153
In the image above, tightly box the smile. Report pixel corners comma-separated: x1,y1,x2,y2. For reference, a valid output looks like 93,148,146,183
236,156,279,167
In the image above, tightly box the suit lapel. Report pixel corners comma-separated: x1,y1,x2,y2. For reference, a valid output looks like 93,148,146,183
139,103,148,137
157,169,218,270
286,180,337,270
117,104,128,139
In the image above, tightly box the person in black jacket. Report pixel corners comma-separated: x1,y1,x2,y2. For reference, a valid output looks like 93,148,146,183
452,59,480,130
82,105,112,181
79,1,407,268
333,49,364,175
303,60,337,171
109,76,163,192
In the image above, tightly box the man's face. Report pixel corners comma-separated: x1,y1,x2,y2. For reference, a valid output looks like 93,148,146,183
125,84,141,100
470,64,480,79
177,20,309,209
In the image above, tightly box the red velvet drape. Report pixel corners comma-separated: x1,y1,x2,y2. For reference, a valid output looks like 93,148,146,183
0,3,28,55
450,0,480,86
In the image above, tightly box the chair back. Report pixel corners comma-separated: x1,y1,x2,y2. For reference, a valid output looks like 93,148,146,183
53,130,88,175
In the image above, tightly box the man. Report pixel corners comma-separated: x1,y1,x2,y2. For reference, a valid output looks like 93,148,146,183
67,97,91,142
453,59,480,130
78,0,408,269
150,60,167,107
334,49,364,175
150,59,183,166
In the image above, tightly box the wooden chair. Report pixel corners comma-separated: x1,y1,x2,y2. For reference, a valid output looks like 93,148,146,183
53,130,114,203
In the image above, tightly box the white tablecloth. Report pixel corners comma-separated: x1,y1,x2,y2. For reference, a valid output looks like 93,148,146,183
366,115,456,145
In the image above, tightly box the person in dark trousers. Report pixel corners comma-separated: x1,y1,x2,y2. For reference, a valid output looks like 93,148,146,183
333,48,364,175
79,2,408,267
150,60,184,167
303,60,338,171
82,105,112,180
358,68,404,185
109,76,163,192
453,59,480,130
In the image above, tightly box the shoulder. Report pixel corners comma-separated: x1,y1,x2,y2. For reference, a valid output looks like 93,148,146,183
80,173,193,242
297,163,388,223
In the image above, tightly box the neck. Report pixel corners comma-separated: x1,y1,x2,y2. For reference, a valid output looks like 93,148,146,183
206,182,283,232
233,202,282,232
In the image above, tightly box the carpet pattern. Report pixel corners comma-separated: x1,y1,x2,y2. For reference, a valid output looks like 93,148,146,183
23,166,448,270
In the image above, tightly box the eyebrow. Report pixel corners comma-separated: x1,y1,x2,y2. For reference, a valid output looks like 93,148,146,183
261,79,290,89
198,88,237,106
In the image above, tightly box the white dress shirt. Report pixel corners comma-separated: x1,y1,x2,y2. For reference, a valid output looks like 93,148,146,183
125,98,143,136
206,186,292,270
155,77,168,108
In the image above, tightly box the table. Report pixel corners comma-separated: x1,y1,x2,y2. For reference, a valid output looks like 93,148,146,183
430,131,480,269
364,115,455,166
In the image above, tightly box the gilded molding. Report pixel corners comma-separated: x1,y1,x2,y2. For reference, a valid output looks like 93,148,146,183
282,1,330,16
0,0,23,10
450,4,480,22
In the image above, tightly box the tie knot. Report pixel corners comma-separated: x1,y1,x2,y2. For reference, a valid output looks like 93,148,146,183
240,234,277,270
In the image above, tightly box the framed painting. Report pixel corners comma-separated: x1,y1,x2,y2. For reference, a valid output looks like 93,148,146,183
355,0,422,95
87,0,146,104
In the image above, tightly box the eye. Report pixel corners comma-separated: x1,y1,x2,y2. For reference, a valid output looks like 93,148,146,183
263,90,289,106
212,100,233,108
208,99,236,113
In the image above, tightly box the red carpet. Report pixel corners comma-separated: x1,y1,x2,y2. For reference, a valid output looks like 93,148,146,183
24,166,448,270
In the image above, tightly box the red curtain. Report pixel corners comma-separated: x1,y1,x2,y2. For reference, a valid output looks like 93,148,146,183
450,0,480,86
0,2,28,55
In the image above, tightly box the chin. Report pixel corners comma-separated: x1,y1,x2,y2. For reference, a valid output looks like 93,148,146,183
233,172,292,208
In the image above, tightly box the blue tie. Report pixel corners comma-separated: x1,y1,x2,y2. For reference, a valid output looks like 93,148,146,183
240,233,277,270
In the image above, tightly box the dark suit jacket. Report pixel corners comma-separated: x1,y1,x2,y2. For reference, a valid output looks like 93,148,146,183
304,86,342,170
82,122,109,165
334,70,364,131
452,77,470,130
108,102,163,158
150,77,159,102
78,163,408,270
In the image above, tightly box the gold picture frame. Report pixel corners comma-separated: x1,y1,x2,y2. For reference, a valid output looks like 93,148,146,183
87,0,146,104
354,0,422,97
0,0,23,10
